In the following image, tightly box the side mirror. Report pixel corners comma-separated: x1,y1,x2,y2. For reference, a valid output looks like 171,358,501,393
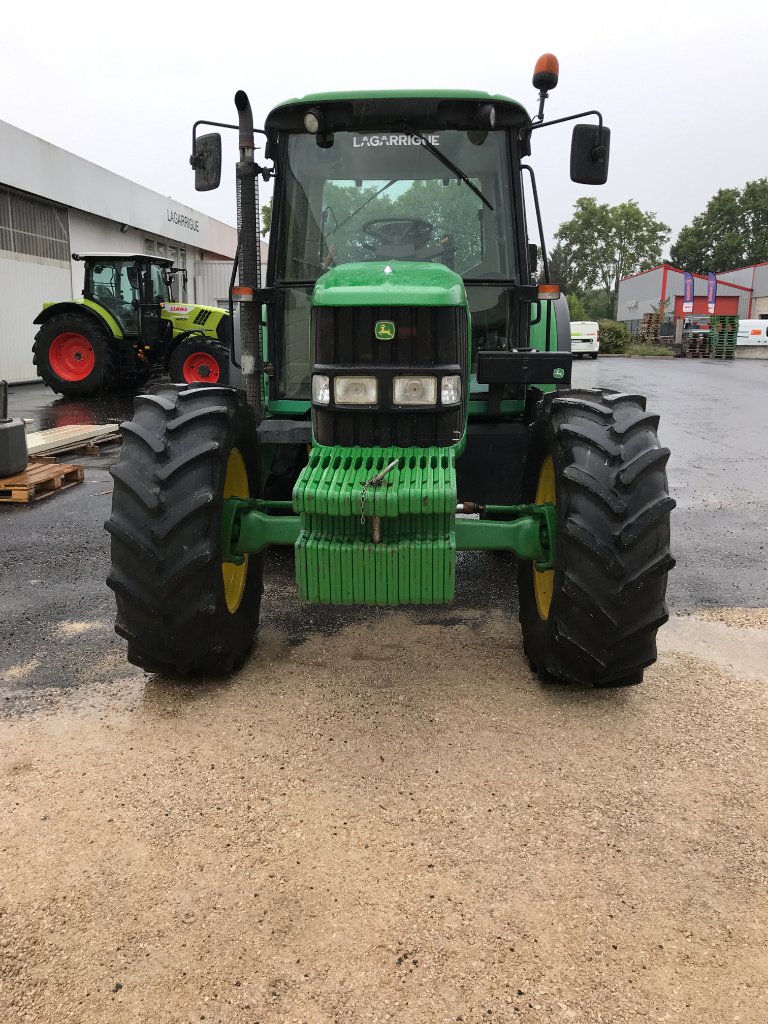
570,124,611,185
191,132,222,191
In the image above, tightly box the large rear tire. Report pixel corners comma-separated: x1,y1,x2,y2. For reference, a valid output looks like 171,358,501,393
518,389,675,688
33,314,118,396
106,384,263,675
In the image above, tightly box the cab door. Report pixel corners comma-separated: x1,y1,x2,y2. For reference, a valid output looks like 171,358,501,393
88,260,140,336
136,262,166,344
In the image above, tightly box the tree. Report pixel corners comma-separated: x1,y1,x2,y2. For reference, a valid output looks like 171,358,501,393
547,242,581,296
566,292,587,321
670,179,768,272
261,198,272,238
582,289,614,321
554,199,670,316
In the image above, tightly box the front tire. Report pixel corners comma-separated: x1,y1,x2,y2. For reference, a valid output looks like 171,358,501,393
33,314,117,396
169,335,230,386
518,389,675,688
106,384,263,675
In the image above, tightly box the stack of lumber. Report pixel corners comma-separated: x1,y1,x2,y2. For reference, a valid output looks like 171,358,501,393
24,423,120,457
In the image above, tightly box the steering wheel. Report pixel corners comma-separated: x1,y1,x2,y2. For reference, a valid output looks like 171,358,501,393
362,217,434,248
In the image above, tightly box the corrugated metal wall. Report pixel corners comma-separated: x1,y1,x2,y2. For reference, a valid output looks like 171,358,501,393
616,268,664,321
0,186,72,382
0,252,72,381
0,186,69,262
194,261,235,306
193,241,268,306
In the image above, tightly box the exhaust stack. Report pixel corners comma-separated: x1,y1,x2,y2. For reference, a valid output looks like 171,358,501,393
234,90,263,419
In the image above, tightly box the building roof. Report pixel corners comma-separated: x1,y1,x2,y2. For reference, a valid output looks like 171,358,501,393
0,119,236,258
620,262,752,291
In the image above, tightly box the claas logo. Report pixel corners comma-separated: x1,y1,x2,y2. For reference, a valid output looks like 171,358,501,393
374,320,396,341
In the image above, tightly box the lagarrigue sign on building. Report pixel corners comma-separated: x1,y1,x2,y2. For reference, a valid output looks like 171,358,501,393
167,209,200,232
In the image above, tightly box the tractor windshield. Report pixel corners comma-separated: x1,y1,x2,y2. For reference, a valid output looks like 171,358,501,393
273,129,518,399
277,130,514,280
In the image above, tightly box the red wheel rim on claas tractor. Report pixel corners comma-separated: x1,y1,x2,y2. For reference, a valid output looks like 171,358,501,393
49,332,96,381
182,352,221,384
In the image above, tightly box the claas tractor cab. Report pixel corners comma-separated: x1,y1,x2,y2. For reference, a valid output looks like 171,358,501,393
106,55,675,687
33,253,231,396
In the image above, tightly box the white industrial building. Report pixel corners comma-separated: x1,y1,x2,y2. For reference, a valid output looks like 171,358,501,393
0,118,238,383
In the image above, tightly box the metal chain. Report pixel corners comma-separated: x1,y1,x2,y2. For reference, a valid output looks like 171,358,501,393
360,459,400,526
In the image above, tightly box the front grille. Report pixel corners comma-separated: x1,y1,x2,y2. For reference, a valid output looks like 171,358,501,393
312,305,467,447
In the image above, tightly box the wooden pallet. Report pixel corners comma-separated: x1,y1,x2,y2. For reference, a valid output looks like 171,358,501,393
0,460,84,504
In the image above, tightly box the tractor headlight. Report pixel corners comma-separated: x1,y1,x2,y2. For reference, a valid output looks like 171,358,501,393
441,375,462,406
393,376,437,406
303,107,322,134
334,375,378,405
312,374,330,405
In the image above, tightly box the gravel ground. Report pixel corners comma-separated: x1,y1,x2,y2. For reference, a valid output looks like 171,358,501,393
3,364,768,1022
2,609,768,1024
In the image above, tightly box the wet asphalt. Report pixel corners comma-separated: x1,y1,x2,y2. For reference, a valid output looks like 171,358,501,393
1,356,767,709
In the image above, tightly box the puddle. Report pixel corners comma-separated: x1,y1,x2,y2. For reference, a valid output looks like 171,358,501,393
659,610,768,680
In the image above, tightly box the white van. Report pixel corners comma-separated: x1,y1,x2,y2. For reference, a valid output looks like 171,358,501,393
570,321,600,359
736,320,768,346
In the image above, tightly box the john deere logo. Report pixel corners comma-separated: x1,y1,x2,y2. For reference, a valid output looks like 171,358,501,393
553,367,565,379
375,320,396,341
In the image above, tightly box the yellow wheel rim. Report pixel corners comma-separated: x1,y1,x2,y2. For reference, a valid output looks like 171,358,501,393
533,455,556,620
222,447,249,614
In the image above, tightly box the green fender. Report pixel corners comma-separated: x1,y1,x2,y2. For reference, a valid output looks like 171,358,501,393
33,299,123,339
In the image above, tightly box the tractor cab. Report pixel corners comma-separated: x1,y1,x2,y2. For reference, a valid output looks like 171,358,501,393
264,94,529,404
79,253,178,342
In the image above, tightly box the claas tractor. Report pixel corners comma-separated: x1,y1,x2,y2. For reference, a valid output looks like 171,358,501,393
33,253,231,396
106,55,675,686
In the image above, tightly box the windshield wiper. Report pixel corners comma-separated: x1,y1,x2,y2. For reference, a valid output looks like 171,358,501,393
406,129,494,211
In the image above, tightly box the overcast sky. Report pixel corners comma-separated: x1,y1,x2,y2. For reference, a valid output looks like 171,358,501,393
2,0,764,252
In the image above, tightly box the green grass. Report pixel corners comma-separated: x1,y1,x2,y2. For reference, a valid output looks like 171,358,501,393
624,343,674,358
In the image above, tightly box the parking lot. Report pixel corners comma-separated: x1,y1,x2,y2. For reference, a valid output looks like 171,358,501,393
2,357,768,1023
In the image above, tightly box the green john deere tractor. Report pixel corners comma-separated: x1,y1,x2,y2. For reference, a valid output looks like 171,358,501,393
33,253,230,396
106,55,675,686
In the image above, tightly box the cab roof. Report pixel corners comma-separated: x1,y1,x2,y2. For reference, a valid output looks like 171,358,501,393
265,90,530,134
72,252,175,266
